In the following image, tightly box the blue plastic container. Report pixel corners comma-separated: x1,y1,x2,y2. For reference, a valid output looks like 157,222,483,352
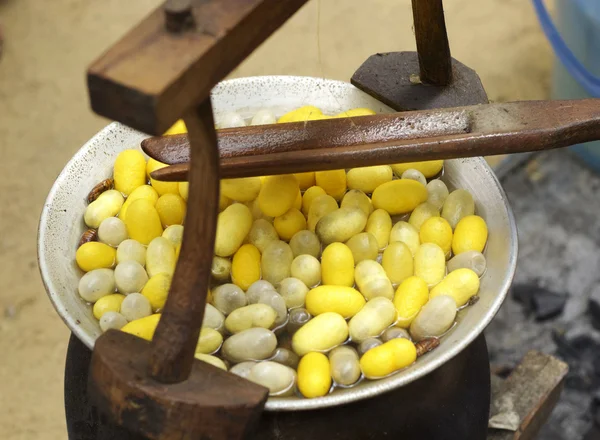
534,0,600,172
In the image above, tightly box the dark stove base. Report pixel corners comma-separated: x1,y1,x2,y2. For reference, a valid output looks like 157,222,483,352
64,333,490,440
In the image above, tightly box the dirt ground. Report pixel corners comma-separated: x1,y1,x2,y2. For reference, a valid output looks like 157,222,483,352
0,0,554,438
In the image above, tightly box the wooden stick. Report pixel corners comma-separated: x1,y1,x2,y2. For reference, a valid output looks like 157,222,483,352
141,108,470,164
145,99,600,181
411,0,452,85
149,99,219,383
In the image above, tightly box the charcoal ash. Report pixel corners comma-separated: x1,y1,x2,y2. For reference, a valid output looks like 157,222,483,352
488,151,600,440
512,283,567,322
588,285,600,331
590,390,600,418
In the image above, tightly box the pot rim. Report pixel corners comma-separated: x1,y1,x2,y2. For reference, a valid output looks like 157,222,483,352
38,75,518,412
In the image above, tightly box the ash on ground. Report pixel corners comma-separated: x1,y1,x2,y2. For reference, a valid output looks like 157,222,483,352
485,149,600,439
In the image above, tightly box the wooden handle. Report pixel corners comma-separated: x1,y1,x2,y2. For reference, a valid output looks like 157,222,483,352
87,0,313,387
145,99,600,181
412,0,452,85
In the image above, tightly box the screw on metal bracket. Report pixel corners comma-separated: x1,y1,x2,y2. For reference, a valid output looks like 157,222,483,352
164,0,195,33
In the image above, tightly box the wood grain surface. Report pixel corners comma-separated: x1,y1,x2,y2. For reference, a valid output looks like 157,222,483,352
87,0,310,135
89,330,268,440
411,0,452,85
144,99,600,181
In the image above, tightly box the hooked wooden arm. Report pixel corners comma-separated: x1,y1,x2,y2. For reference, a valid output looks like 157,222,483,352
86,0,312,438
148,100,219,382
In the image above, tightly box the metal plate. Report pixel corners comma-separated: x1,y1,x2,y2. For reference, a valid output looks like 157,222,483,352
38,75,517,412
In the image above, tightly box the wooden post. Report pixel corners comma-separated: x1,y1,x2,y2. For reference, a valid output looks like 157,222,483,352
411,0,452,85
488,351,568,440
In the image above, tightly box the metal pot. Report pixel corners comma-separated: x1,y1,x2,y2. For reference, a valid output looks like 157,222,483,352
38,76,517,413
